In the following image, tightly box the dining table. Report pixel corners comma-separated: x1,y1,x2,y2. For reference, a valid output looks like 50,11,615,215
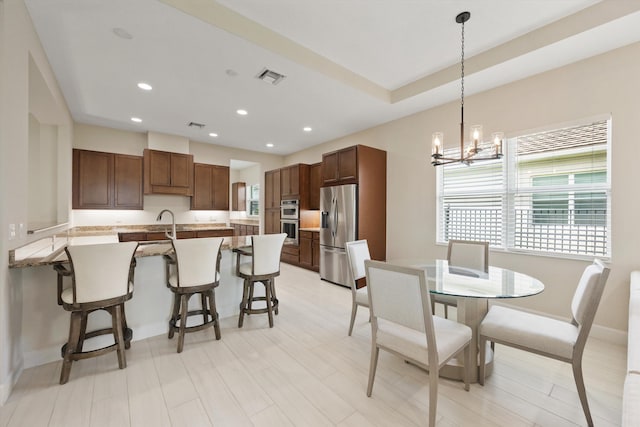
387,258,545,383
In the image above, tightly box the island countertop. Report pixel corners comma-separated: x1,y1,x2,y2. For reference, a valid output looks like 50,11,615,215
9,225,251,268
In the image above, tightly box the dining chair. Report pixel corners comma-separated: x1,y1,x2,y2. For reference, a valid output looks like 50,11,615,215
478,259,610,427
345,240,371,336
364,260,472,427
165,237,224,353
433,239,489,318
58,241,138,384
237,233,287,328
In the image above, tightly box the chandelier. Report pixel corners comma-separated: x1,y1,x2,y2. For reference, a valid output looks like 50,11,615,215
431,11,504,166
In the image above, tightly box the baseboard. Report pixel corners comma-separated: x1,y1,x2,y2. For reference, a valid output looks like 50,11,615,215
0,359,23,407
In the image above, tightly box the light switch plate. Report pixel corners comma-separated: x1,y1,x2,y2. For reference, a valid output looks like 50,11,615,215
8,224,16,240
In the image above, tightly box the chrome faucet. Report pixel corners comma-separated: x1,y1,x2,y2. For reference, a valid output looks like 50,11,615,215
156,209,176,240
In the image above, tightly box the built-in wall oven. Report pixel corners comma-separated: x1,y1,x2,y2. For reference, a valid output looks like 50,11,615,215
281,199,299,219
281,219,299,244
280,199,299,244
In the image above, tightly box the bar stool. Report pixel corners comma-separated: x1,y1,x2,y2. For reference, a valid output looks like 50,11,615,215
237,233,287,328
57,241,138,384
165,237,224,353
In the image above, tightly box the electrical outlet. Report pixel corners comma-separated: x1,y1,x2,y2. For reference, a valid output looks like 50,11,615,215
8,224,16,240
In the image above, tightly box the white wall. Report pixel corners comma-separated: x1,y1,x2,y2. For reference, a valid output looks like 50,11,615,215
286,42,640,334
0,0,74,404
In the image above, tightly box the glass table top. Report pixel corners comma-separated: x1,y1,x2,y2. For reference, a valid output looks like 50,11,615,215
388,259,544,299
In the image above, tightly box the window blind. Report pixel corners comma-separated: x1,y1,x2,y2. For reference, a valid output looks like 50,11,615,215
437,118,610,258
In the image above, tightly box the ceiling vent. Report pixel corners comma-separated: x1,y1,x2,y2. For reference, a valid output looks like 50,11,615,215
188,121,205,129
256,68,286,85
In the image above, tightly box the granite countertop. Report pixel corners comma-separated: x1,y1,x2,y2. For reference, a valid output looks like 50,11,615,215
228,219,260,226
8,225,249,269
299,227,321,232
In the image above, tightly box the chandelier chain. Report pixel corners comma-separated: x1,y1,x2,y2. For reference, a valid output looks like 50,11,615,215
461,18,465,110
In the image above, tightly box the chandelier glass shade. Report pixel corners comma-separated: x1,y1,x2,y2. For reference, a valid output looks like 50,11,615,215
431,11,504,166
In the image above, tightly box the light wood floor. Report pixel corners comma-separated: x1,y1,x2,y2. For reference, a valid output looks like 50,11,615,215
0,263,626,427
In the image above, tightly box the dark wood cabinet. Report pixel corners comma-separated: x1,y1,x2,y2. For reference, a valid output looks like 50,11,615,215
265,168,281,234
265,169,281,210
281,244,299,264
118,228,232,242
143,149,194,196
312,231,320,270
309,162,321,210
280,164,310,207
232,182,246,211
299,231,313,268
265,209,281,234
73,149,143,210
321,146,357,186
191,163,229,210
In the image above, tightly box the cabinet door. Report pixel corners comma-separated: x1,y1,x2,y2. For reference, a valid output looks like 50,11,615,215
148,150,171,186
265,209,280,234
312,232,320,269
309,163,321,210
232,182,246,211
338,146,358,181
170,153,192,188
191,163,213,210
114,154,143,209
321,151,339,185
265,169,281,209
73,149,113,209
280,166,291,198
212,165,230,210
299,236,312,267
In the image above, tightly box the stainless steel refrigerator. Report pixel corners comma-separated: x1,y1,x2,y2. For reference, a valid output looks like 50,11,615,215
319,184,357,287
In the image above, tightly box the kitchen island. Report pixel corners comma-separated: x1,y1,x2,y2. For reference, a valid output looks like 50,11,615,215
9,226,252,369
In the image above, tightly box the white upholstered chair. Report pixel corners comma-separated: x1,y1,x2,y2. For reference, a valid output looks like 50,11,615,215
364,260,472,427
433,239,489,318
345,240,371,336
237,233,287,328
166,237,224,353
58,241,138,384
479,259,610,427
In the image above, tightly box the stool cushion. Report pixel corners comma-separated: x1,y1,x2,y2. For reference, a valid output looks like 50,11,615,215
62,282,133,305
355,286,369,306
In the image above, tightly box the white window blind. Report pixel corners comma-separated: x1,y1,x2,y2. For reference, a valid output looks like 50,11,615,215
437,119,610,258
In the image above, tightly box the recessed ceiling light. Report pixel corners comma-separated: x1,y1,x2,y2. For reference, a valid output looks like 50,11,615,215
209,133,218,137
236,109,248,116
131,117,142,123
112,27,133,40
137,82,152,91
303,127,312,132
266,143,274,148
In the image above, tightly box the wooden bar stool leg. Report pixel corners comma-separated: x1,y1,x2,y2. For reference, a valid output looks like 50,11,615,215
77,311,89,353
60,311,83,384
112,305,126,369
270,278,279,315
177,294,189,353
238,279,250,328
169,293,180,339
209,290,221,340
200,293,208,324
264,280,274,328
121,306,131,349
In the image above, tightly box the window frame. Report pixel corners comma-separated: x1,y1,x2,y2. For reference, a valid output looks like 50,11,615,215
436,117,611,260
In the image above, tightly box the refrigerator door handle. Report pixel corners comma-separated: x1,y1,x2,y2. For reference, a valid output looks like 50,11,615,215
333,197,338,238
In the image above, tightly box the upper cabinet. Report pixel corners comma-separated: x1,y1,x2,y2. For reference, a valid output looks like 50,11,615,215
191,163,229,210
265,168,281,210
321,146,357,186
232,181,246,211
309,162,321,210
280,164,310,208
143,149,194,196
72,149,143,210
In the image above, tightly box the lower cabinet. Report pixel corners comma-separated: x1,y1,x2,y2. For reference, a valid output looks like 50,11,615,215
118,228,232,242
284,230,319,272
231,223,259,236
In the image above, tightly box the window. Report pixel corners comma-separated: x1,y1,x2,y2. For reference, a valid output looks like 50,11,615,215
247,184,259,216
437,119,610,258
